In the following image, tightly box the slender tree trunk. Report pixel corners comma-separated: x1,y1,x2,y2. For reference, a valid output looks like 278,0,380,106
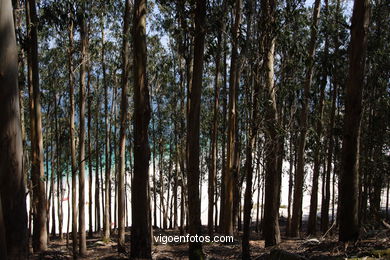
0,0,28,256
101,15,111,242
26,0,48,252
55,95,63,240
208,28,221,236
224,0,242,236
339,0,369,242
219,36,228,232
255,148,261,233
308,19,329,234
242,0,256,254
78,11,88,256
131,0,152,257
50,134,56,238
291,0,321,237
261,0,281,246
118,0,131,251
286,132,294,236
87,68,93,239
321,82,337,233
95,94,101,233
186,0,206,258
67,15,78,256
242,61,258,259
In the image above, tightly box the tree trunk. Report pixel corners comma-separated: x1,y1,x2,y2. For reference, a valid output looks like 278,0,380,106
186,0,206,258
339,0,369,242
67,15,78,256
95,89,101,233
307,17,329,234
261,0,281,246
131,0,152,257
78,11,88,256
0,0,28,256
291,0,321,237
208,24,222,236
223,0,242,236
219,35,228,232
26,0,48,252
101,15,111,242
55,95,63,240
118,0,131,251
242,0,256,255
87,68,93,239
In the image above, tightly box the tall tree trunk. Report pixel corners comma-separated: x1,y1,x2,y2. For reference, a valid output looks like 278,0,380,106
339,0,369,242
131,0,152,257
186,0,206,258
87,68,93,239
208,27,221,236
308,13,329,233
291,0,321,237
95,95,101,232
261,0,280,247
118,0,131,252
0,0,28,256
321,81,337,233
286,132,294,236
321,0,340,231
242,0,256,255
223,0,242,236
67,15,78,256
55,95,63,240
26,0,48,252
219,35,228,232
78,11,88,256
101,14,111,242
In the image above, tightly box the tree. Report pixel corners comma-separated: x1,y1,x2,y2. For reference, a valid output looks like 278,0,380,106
26,0,48,252
131,0,152,257
261,0,281,247
187,0,206,258
291,0,322,237
339,0,370,242
118,0,131,252
67,11,78,256
0,0,28,257
78,4,88,255
223,0,242,236
242,0,256,256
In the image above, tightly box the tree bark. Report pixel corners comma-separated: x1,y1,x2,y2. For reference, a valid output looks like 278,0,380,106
101,14,111,242
26,0,48,252
67,15,78,256
339,0,369,242
131,0,152,257
186,0,206,258
78,10,88,256
308,13,329,233
223,0,242,236
118,0,131,251
261,0,280,246
242,0,256,255
291,0,321,237
0,0,28,256
87,67,93,239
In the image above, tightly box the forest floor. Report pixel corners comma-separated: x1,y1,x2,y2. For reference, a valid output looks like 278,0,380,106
32,226,390,259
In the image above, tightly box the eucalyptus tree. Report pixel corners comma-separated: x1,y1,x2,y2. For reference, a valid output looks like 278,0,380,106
117,0,131,252
131,0,152,257
339,0,370,242
26,0,48,252
0,0,28,258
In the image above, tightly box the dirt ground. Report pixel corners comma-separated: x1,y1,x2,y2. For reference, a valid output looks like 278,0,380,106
32,227,390,259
